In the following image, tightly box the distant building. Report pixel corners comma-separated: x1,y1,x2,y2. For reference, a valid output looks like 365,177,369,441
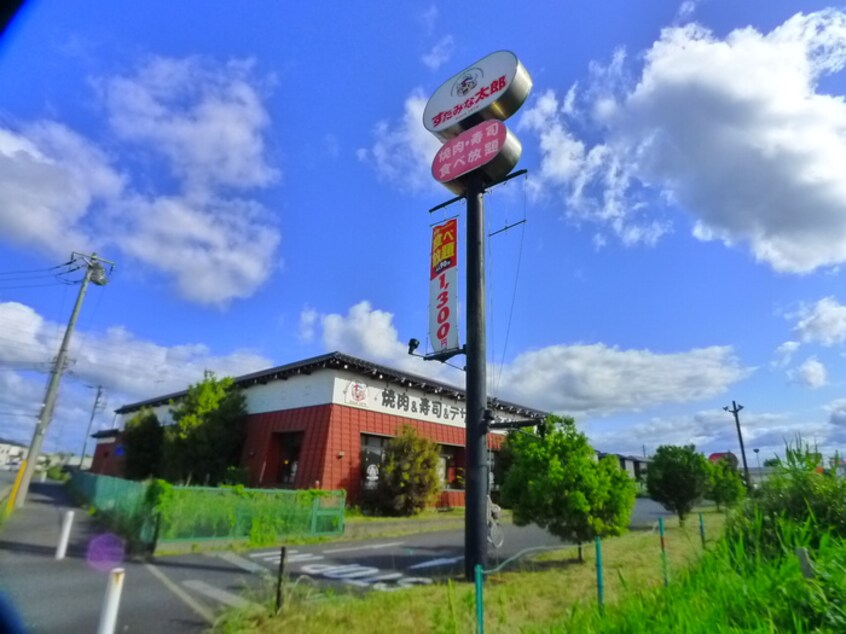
90,430,124,477
0,438,27,465
708,451,739,469
98,352,545,506
95,352,651,505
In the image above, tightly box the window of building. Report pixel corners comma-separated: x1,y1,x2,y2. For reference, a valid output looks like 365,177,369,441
361,434,390,489
440,445,460,488
276,432,303,486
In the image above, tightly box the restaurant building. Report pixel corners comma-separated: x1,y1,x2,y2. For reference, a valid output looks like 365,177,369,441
97,351,546,505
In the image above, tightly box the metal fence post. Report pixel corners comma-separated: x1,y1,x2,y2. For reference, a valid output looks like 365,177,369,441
309,497,319,535
474,564,484,634
595,536,604,613
699,512,706,549
659,516,669,587
276,546,287,613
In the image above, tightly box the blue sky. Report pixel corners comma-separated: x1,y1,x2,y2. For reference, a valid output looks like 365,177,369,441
2,0,846,464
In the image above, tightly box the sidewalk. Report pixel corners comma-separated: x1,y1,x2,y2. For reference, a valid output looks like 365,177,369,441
0,482,210,633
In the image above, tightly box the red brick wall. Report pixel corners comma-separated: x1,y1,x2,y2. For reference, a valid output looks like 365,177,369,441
241,405,333,489
317,404,505,504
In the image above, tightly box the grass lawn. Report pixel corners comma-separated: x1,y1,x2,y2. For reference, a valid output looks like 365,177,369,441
344,506,465,524
214,508,724,634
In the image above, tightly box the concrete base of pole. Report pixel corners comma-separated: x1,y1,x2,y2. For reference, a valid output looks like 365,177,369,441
55,510,75,560
97,567,125,634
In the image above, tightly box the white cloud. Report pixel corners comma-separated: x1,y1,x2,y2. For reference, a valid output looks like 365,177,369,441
523,10,846,271
0,123,124,257
676,0,698,21
789,356,828,389
0,300,273,449
495,343,751,415
793,297,846,346
422,36,455,71
0,56,281,306
772,340,800,368
590,408,835,460
110,193,279,305
298,306,318,343
0,301,272,401
419,5,438,35
358,89,443,191
315,301,459,383
307,301,751,415
99,56,277,190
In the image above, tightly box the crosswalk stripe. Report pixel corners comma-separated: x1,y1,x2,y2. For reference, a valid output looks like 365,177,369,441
182,579,254,609
215,552,272,575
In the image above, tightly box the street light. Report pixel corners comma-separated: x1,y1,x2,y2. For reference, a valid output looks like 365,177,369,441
754,448,760,469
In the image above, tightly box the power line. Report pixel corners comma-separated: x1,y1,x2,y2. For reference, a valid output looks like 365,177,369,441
0,261,74,276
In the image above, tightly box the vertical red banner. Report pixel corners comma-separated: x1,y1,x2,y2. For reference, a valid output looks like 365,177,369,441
429,218,459,352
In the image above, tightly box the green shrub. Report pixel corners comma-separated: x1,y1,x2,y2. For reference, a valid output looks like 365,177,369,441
646,444,709,525
704,456,745,511
373,425,441,516
46,465,68,481
502,416,636,550
727,439,846,553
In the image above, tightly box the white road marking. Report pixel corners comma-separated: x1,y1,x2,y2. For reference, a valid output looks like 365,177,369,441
287,552,325,563
323,541,404,554
215,552,272,576
182,579,254,609
143,563,215,625
408,555,464,570
344,572,403,587
249,549,298,558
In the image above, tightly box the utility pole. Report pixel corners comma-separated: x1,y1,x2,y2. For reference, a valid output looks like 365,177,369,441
15,253,113,508
79,386,104,468
723,400,750,488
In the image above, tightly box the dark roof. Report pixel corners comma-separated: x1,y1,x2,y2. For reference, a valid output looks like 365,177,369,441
116,351,547,419
0,437,26,448
91,429,121,439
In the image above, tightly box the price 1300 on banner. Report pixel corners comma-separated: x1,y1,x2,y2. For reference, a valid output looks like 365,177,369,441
429,218,459,353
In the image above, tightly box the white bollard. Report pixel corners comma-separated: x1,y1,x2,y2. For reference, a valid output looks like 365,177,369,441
55,510,75,560
97,567,125,634
39,470,47,483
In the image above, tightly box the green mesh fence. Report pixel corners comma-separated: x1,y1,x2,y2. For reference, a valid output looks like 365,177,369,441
68,471,153,543
154,486,345,544
69,472,345,547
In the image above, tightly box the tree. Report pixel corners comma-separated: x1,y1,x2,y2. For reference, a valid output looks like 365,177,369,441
705,457,745,511
374,425,442,516
122,409,163,480
763,457,780,468
646,445,709,524
501,415,636,561
163,371,247,486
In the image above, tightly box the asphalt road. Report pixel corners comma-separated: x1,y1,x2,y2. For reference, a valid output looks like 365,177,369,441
154,498,673,604
0,491,673,632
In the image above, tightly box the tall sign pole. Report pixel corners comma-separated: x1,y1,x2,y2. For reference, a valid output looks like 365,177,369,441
422,51,532,580
464,171,487,579
16,253,113,508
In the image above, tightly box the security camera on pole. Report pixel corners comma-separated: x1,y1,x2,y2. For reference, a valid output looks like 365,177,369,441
422,51,532,581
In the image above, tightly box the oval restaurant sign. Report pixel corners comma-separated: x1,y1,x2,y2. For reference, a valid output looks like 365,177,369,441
431,119,522,196
422,50,532,141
